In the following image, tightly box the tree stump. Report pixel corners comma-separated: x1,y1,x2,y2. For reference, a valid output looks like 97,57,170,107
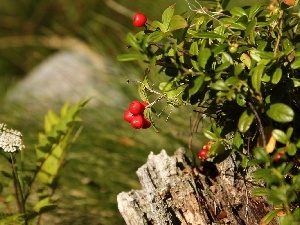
117,148,279,225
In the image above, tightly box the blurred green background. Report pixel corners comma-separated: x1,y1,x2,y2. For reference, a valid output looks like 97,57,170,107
0,0,274,224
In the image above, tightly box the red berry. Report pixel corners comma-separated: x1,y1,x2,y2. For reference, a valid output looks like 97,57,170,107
274,152,284,163
141,101,149,109
198,148,208,160
133,13,147,27
131,115,144,129
129,100,145,115
142,116,151,129
123,109,134,123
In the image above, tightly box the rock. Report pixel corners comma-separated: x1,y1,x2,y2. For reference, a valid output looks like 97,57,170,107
5,44,125,111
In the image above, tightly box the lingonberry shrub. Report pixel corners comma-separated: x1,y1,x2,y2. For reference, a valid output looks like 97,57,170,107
119,1,300,223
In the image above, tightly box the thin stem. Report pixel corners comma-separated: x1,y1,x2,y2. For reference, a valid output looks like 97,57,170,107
248,102,265,148
10,153,28,225
188,111,201,165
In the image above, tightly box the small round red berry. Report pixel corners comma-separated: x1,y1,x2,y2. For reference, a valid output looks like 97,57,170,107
141,101,149,109
198,148,208,160
133,13,147,27
274,152,284,163
131,115,144,129
123,109,134,123
129,100,145,115
142,116,151,129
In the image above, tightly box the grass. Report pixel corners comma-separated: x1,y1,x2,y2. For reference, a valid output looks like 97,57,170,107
0,0,277,224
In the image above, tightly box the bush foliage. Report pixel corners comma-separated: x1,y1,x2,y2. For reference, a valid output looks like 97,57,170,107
119,0,300,224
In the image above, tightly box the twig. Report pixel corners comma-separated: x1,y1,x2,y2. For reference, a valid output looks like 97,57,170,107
247,102,265,148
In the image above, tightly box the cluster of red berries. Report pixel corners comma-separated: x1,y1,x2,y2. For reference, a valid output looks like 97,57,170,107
123,100,151,129
198,141,214,160
133,13,147,27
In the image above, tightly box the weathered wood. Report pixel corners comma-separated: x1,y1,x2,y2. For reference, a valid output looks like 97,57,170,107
117,148,279,225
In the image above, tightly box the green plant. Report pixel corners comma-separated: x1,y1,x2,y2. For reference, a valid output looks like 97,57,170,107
118,0,300,223
133,13,148,27
0,99,89,224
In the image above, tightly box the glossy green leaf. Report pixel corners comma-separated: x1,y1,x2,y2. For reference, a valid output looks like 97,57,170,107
286,143,297,156
233,131,243,150
251,64,264,92
215,61,231,72
234,63,245,76
230,7,247,17
190,42,199,70
238,109,255,133
245,19,256,44
117,53,145,61
236,93,246,106
188,75,205,95
271,67,282,84
150,20,165,31
230,22,246,30
272,129,288,144
291,57,300,69
162,4,175,31
266,103,294,123
169,15,188,31
191,31,226,39
240,53,251,69
147,31,166,42
198,47,211,69
126,32,142,51
210,80,229,91
248,3,263,20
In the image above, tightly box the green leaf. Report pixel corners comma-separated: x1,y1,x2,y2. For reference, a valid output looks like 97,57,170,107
117,53,145,61
144,107,158,132
271,67,282,84
252,187,268,196
204,130,219,140
266,103,294,123
169,15,188,32
233,131,243,150
162,4,175,31
251,64,264,93
240,53,251,69
286,143,297,156
245,19,256,44
190,31,226,39
126,32,142,51
291,57,300,69
188,75,205,95
230,7,247,17
238,109,255,133
210,80,229,91
190,42,199,70
234,63,245,76
147,31,166,42
261,209,282,224
150,20,165,31
230,22,246,30
216,61,231,72
272,129,288,144
198,47,211,69
236,93,246,106
36,99,89,185
248,3,263,20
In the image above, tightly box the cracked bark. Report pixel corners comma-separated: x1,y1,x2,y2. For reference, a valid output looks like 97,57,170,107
117,148,279,225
